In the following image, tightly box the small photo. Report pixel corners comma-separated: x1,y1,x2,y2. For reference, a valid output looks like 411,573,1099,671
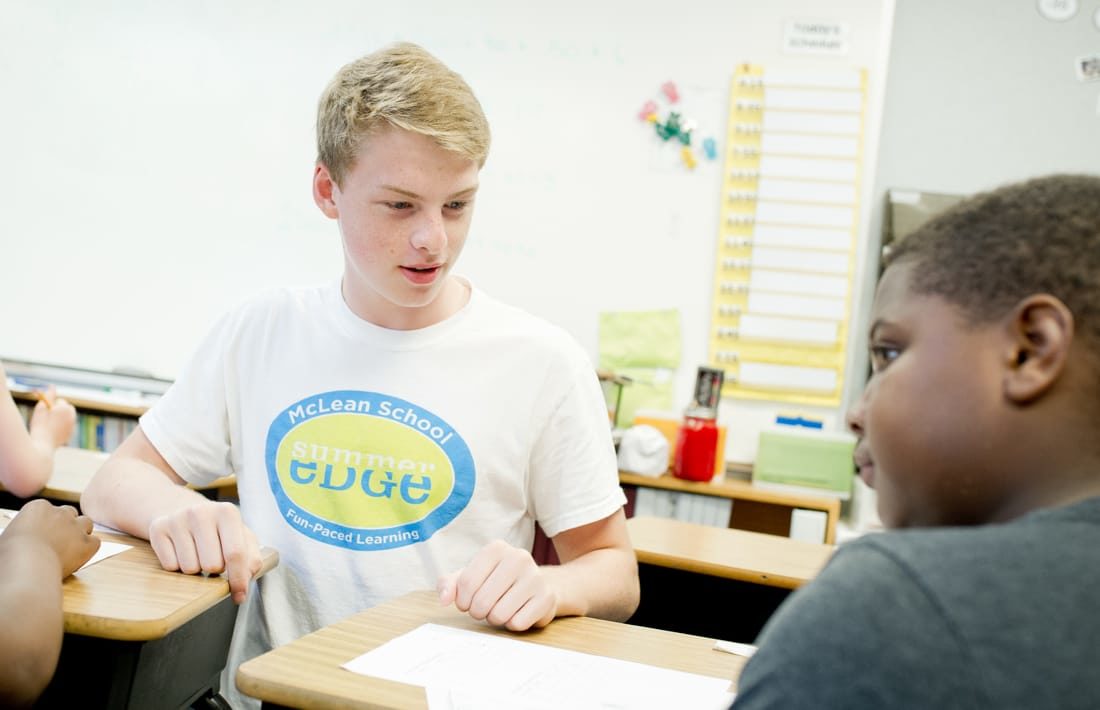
1077,54,1100,82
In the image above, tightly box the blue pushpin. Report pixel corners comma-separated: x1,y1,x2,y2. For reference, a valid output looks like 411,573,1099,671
702,137,717,160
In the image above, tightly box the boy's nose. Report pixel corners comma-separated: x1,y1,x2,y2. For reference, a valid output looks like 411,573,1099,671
845,395,865,436
411,213,447,253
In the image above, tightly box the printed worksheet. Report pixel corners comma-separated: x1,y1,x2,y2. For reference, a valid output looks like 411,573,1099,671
343,623,735,709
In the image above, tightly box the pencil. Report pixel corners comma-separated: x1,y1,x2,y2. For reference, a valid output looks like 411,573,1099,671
35,390,53,410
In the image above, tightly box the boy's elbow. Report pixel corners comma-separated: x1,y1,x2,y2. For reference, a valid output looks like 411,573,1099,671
619,560,641,621
0,649,59,708
0,456,51,499
79,465,118,520
3,476,45,500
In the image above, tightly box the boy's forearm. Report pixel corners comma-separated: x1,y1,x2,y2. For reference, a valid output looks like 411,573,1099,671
0,403,53,498
81,458,211,540
543,546,640,622
0,540,65,707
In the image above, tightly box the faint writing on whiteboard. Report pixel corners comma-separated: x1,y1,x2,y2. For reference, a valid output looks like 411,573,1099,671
1077,53,1100,83
782,20,850,56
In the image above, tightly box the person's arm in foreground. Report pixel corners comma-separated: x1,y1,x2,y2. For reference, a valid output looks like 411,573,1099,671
80,427,261,603
0,365,77,498
0,500,99,708
438,508,640,630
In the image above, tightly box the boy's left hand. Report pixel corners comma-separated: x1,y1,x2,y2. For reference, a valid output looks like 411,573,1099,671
438,539,558,631
29,386,77,449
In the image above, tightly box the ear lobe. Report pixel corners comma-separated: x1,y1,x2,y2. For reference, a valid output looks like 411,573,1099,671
1003,294,1074,404
312,163,340,219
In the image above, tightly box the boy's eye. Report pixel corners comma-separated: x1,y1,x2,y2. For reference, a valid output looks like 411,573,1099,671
386,201,413,210
869,345,901,373
445,200,468,211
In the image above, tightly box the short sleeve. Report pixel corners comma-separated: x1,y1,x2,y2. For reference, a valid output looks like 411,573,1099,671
526,343,625,538
139,309,238,486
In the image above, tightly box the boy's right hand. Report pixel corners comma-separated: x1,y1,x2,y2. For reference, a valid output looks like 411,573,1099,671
28,386,77,449
148,501,262,604
4,499,100,577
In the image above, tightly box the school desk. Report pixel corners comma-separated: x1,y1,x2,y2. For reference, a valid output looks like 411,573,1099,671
625,515,835,643
0,445,238,506
235,589,743,709
0,512,278,709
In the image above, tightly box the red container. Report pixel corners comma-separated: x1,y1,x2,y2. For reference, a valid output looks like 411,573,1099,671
672,413,719,482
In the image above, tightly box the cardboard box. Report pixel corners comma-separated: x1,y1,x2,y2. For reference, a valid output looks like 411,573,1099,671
753,426,855,498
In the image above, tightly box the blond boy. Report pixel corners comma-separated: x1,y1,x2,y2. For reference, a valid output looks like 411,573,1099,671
83,43,638,707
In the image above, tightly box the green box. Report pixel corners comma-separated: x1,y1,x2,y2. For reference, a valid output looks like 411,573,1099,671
754,427,856,499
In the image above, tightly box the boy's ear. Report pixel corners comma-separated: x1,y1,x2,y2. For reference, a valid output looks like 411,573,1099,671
1002,294,1074,404
313,163,340,219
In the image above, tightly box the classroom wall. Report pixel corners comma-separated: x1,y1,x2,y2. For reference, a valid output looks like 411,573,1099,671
849,0,1100,526
0,0,893,463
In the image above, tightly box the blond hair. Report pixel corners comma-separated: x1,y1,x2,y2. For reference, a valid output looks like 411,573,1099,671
316,42,491,186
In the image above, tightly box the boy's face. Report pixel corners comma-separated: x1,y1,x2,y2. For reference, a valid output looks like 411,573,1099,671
848,261,1012,528
313,124,480,329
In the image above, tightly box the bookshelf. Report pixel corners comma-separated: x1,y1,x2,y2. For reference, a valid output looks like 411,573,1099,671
620,468,840,544
5,358,168,453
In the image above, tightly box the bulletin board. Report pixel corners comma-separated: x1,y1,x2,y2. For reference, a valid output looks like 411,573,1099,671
708,63,867,408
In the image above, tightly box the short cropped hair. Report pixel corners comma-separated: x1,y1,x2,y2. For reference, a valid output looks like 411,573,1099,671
316,42,491,186
887,174,1100,361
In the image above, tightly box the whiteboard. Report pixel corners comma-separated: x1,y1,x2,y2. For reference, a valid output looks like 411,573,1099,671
0,0,892,423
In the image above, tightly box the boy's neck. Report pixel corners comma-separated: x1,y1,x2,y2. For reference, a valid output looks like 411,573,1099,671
990,455,1100,523
341,275,471,331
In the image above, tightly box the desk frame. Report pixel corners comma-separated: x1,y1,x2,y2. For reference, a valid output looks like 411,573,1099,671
37,596,238,709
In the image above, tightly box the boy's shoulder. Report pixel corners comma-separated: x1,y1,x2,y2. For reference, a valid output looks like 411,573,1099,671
734,497,1100,708
467,285,585,353
210,282,333,331
841,496,1100,584
232,282,332,315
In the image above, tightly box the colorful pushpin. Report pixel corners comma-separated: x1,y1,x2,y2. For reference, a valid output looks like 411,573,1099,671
661,81,680,103
680,145,697,169
702,137,717,160
637,99,658,121
655,111,683,141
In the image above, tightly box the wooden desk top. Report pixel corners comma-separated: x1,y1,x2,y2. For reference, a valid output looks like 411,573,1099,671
237,590,744,710
0,512,277,641
627,515,834,589
0,446,237,503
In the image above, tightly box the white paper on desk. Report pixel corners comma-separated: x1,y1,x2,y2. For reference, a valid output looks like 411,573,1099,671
343,623,735,710
77,540,130,571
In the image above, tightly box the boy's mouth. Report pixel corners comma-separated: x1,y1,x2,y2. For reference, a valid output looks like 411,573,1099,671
400,264,443,284
853,451,875,488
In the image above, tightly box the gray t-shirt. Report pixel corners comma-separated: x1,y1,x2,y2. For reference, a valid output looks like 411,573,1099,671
731,496,1100,709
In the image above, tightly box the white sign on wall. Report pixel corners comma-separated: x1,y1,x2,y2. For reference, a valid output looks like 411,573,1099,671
783,19,851,56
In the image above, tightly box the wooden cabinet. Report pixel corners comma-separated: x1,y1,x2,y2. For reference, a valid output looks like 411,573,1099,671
619,468,840,544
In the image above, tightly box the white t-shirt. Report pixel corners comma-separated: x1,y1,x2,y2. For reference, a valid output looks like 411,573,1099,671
141,279,625,708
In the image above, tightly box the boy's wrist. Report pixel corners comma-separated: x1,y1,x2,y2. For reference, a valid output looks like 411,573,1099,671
28,432,59,459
